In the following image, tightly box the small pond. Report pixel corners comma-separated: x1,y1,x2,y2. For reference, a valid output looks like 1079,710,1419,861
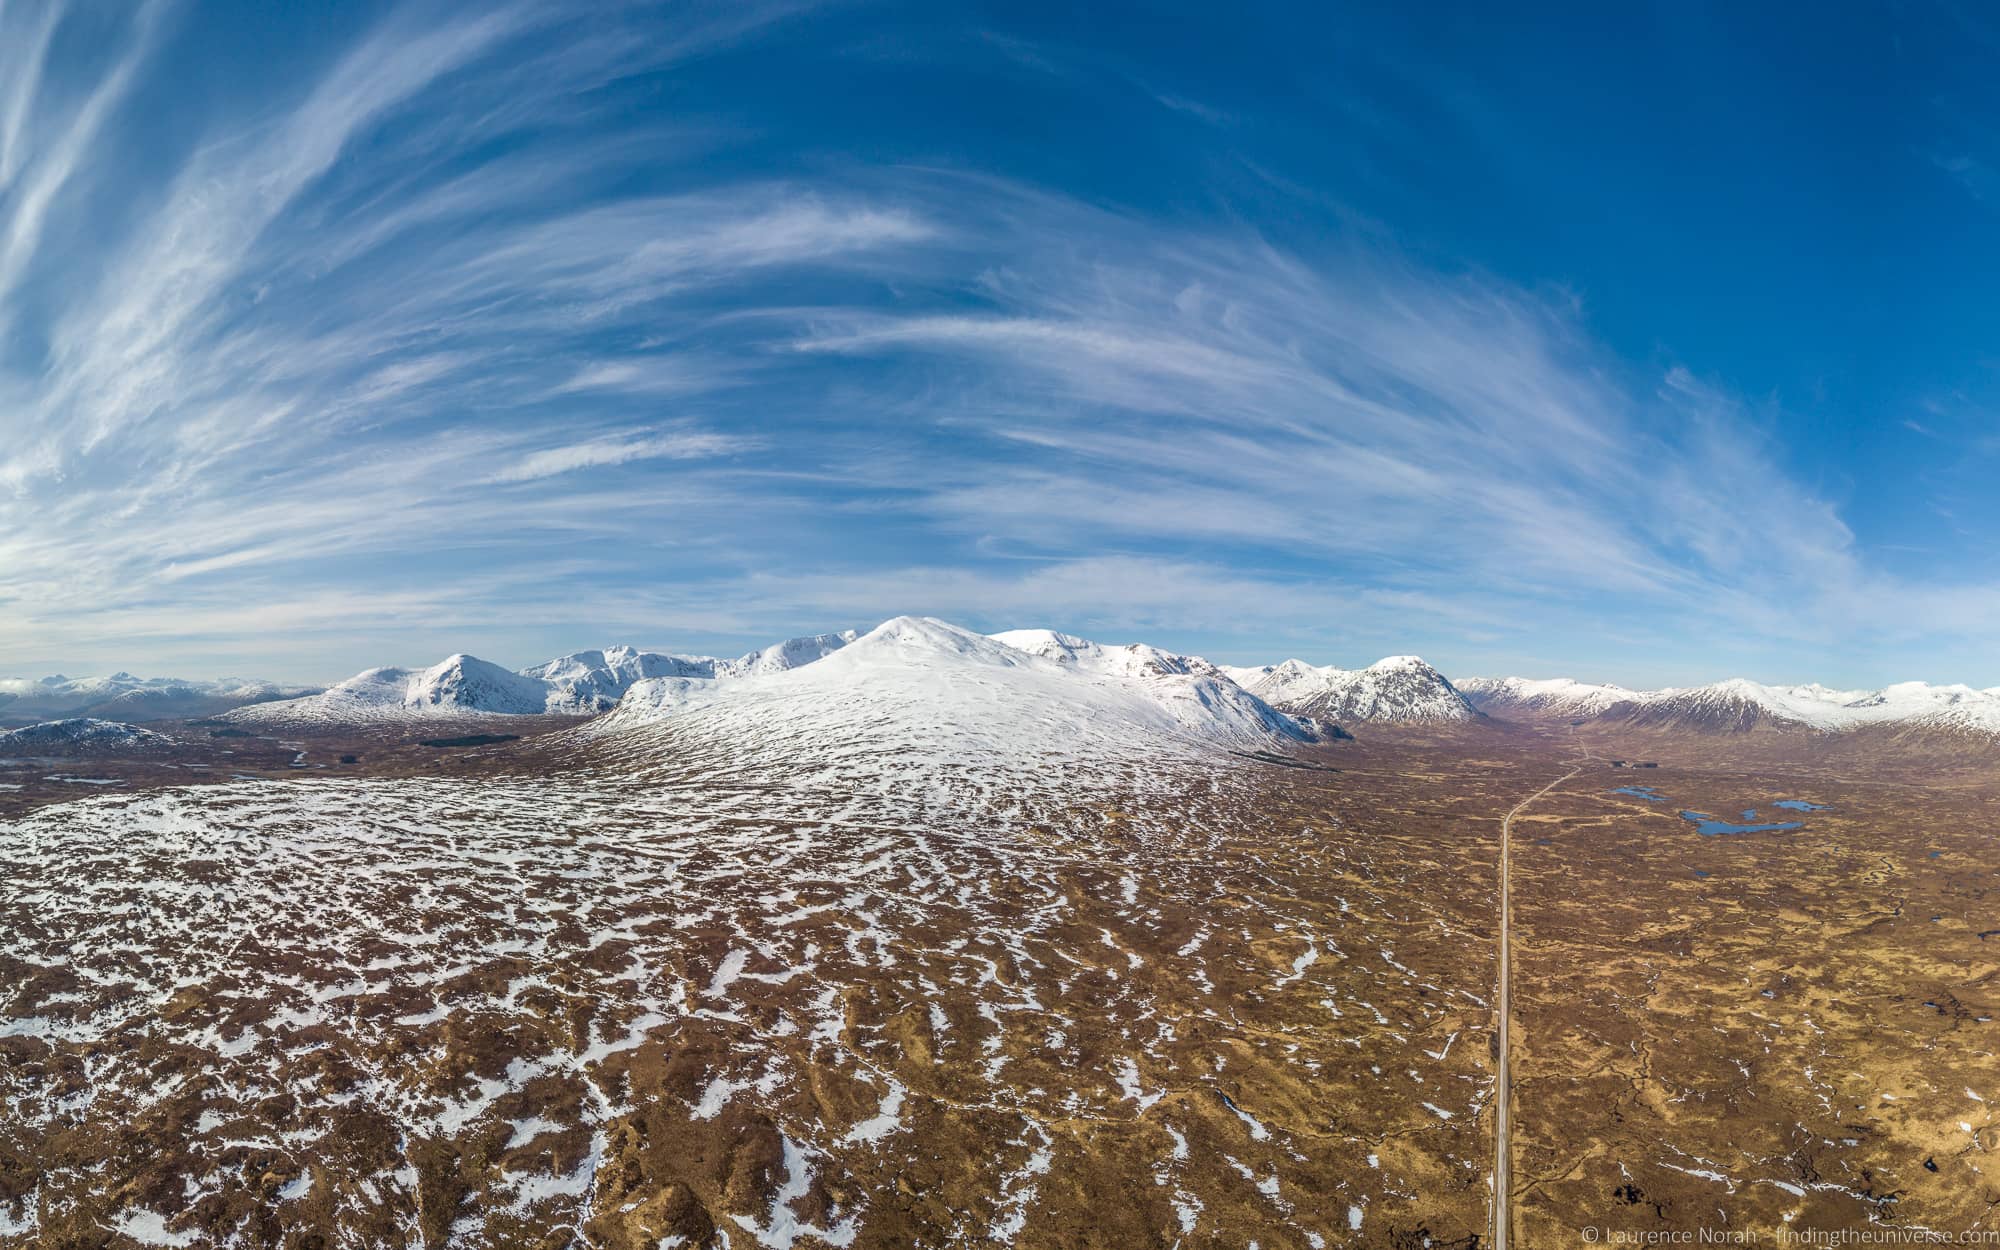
1678,810,1803,837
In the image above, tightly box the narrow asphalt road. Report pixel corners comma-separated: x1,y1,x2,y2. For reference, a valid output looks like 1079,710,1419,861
1494,747,1586,1250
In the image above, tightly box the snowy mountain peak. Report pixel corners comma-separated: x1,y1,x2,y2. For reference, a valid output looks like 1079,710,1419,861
987,628,1097,664
1456,675,1651,718
1706,677,1785,700
228,655,562,725
1626,679,1881,733
990,629,1228,680
1226,655,1476,724
594,618,1327,809
716,629,861,678
1465,671,2000,737
1366,655,1431,672
1216,659,1326,706
848,616,1025,664
522,645,725,712
0,671,318,724
410,655,553,714
227,627,869,727
992,627,1087,648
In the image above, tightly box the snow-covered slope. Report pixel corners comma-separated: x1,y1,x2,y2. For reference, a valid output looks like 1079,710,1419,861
1227,656,1479,724
1622,679,1867,733
522,646,724,713
1627,678,2000,735
592,618,1325,811
521,633,861,711
226,655,566,725
228,632,867,727
179,619,2000,742
1455,676,1651,719
0,718,173,752
1460,671,2000,737
990,629,1229,681
0,673,317,724
408,654,556,714
1219,659,1324,708
1854,682,2000,736
715,629,859,678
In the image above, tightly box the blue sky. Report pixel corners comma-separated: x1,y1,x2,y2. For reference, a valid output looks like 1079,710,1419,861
1,0,1996,687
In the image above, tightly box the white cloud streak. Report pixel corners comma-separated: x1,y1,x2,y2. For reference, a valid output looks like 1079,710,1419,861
489,431,755,483
0,5,1988,685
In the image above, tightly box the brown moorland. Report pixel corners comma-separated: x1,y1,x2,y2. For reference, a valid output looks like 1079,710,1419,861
0,716,1994,1247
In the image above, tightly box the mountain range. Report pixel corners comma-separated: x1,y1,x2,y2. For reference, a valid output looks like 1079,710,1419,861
0,673,317,726
585,618,1335,810
220,631,864,725
1457,673,2000,735
1222,655,1477,723
9,622,2000,743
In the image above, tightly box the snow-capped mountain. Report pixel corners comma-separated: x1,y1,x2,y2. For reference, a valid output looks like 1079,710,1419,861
227,631,868,727
226,655,570,725
0,673,316,724
523,633,860,712
406,655,558,714
39,627,2000,745
1625,678,2000,735
522,646,724,713
605,618,1314,748
989,629,1230,681
1224,656,1479,724
1847,682,2000,736
1460,672,2000,737
1218,658,1324,706
1619,678,1868,733
1455,675,1652,719
222,626,1482,733
592,618,1326,809
0,718,173,752
715,629,860,678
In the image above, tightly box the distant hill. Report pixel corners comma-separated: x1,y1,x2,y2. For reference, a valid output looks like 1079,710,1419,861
0,673,317,726
1458,672,2000,739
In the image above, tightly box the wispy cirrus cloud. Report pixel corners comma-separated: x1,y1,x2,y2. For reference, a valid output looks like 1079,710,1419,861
489,430,756,483
790,197,1867,634
0,2,1989,687
0,2,926,673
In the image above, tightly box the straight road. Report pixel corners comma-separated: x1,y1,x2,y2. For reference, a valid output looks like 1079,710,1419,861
1493,748,1585,1250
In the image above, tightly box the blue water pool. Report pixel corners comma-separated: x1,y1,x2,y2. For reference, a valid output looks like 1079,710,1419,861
1610,785,1665,801
1678,810,1803,837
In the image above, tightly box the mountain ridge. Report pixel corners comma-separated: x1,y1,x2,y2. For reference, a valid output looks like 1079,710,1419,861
1224,655,1480,724
586,617,1331,811
0,673,318,726
1461,672,2000,736
17,629,2000,740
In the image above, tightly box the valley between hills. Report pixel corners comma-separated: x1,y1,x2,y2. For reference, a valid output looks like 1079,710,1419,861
2,619,1996,1248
